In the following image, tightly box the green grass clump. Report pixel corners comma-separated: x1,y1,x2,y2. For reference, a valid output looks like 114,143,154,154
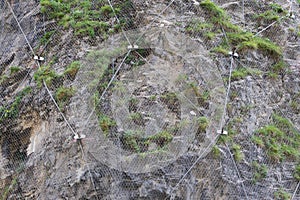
55,86,75,109
271,60,288,75
227,32,283,57
0,75,8,85
230,67,262,81
160,92,178,107
186,20,213,33
212,145,221,158
252,114,300,162
40,0,133,38
64,61,80,79
270,3,286,14
294,164,300,181
99,114,116,136
196,0,283,59
252,161,268,182
251,37,282,57
255,10,280,22
123,130,173,153
40,30,55,45
0,87,32,122
200,0,240,32
200,0,225,18
274,188,291,200
255,3,287,25
147,131,173,147
9,66,21,74
55,87,75,102
129,112,143,125
232,143,244,162
211,46,229,55
34,65,60,87
197,117,209,133
123,130,143,152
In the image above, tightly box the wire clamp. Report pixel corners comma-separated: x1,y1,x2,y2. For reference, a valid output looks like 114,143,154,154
289,12,295,19
228,51,239,58
34,55,45,61
128,44,139,50
192,0,200,5
217,129,228,135
74,134,86,140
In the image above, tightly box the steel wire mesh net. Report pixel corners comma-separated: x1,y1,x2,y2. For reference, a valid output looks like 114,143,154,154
0,0,300,199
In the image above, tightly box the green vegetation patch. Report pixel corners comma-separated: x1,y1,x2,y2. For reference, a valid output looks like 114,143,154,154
187,0,283,59
232,143,244,162
231,67,262,81
64,61,80,79
55,86,75,107
1,175,18,200
123,130,174,153
0,87,32,122
227,32,282,57
40,30,55,46
200,0,240,32
274,188,291,200
294,164,300,181
252,114,300,162
99,114,116,136
252,161,268,182
197,116,209,133
40,0,134,38
34,65,60,87
255,3,287,25
9,66,21,74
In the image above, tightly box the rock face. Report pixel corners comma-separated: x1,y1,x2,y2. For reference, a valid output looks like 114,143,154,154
0,0,300,199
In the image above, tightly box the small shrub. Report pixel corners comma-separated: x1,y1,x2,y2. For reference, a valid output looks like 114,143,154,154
55,87,75,108
129,112,144,125
64,61,80,79
252,161,268,182
252,135,264,147
10,66,21,74
200,0,239,32
232,143,244,162
274,188,291,200
40,30,55,45
160,92,179,109
0,75,8,85
271,61,288,75
197,117,209,133
123,130,142,152
0,87,32,122
99,115,116,135
293,164,300,181
252,114,300,162
40,0,132,38
212,145,221,158
34,65,59,87
148,130,173,147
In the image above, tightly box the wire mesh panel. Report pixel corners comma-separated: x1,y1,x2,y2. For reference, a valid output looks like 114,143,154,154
0,0,300,199
71,26,225,173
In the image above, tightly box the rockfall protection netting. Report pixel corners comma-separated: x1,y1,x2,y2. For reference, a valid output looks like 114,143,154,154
0,0,300,199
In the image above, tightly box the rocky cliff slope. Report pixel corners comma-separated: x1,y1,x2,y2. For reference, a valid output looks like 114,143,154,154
0,0,300,199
